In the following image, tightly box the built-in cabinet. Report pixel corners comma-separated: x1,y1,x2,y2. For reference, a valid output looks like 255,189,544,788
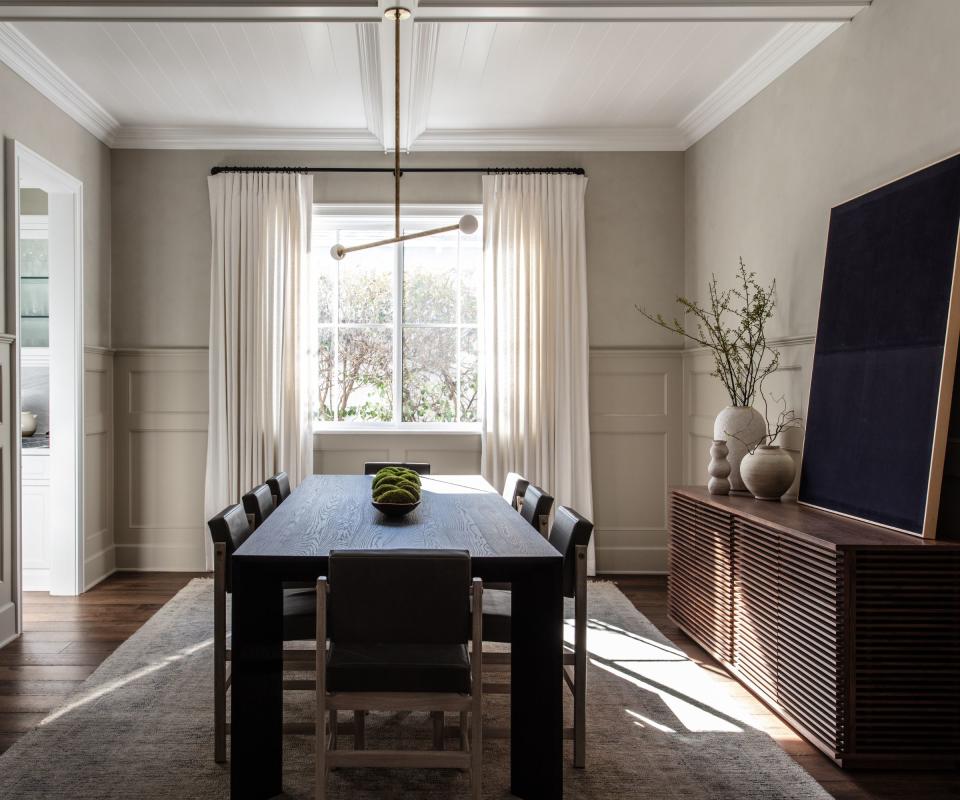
669,488,960,768
21,451,50,591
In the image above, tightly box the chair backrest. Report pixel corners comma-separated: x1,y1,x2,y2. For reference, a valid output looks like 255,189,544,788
242,484,274,528
363,462,431,475
266,471,291,506
207,503,253,593
549,506,595,598
520,484,554,533
502,472,530,510
327,550,470,645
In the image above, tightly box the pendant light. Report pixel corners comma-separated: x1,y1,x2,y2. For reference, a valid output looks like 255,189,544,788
330,7,478,262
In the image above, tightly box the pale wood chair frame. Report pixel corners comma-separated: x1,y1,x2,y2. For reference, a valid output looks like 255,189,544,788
315,577,483,800
212,542,317,763
482,543,588,767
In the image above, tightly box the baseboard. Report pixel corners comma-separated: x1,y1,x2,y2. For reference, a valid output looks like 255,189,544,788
84,565,117,593
83,543,117,592
115,543,205,572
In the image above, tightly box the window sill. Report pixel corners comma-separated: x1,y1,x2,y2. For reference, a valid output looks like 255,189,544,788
313,424,481,436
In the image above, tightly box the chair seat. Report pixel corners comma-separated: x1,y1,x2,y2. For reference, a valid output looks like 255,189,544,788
282,588,318,641
327,642,471,693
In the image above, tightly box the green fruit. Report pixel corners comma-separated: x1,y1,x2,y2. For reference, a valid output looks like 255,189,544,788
377,487,416,504
396,469,421,485
372,474,399,491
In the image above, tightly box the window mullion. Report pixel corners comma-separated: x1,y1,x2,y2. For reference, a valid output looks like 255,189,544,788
455,231,462,423
394,238,403,424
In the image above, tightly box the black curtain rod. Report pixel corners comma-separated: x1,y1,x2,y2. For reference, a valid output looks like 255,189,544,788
209,165,586,176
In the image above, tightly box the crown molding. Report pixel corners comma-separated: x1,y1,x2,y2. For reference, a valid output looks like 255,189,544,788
411,126,687,151
111,126,383,150
678,20,841,146
0,22,119,145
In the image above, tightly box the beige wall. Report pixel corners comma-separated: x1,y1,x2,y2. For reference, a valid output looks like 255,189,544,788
0,60,114,592
682,0,960,484
110,148,686,572
111,149,684,349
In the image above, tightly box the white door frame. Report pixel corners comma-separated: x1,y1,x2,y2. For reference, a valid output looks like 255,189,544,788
9,141,84,605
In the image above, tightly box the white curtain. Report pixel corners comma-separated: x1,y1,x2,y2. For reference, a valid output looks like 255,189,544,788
480,173,595,573
204,172,314,568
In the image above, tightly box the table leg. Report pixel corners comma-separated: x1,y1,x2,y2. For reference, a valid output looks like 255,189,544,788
510,560,563,799
231,560,284,799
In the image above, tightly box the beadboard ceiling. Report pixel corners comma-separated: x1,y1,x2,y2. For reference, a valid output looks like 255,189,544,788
0,2,870,150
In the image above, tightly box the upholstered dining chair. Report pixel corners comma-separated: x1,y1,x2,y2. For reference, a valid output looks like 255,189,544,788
519,484,554,537
480,506,594,768
363,462,432,475
207,503,317,763
266,471,291,507
501,472,530,512
315,550,482,800
241,483,275,528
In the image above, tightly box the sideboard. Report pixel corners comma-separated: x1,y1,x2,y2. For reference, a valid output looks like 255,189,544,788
668,487,960,768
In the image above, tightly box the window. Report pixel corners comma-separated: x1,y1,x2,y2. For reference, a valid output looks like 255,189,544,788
312,207,482,427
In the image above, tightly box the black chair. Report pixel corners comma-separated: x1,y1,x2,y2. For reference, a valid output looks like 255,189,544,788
519,484,553,537
207,503,317,763
480,506,594,768
363,462,431,475
315,550,482,799
266,471,291,507
501,472,530,512
242,483,274,528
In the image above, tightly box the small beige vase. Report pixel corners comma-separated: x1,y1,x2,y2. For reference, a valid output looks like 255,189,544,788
740,445,796,500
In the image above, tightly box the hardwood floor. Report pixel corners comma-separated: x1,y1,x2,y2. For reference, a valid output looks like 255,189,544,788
0,571,201,756
0,571,956,800
611,575,960,800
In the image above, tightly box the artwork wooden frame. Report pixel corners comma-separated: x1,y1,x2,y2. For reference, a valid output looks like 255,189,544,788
799,152,960,538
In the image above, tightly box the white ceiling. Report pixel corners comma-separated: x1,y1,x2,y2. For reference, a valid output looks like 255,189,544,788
0,2,869,150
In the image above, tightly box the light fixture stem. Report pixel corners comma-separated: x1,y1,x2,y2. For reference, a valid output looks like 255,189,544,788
394,7,401,239
340,223,460,257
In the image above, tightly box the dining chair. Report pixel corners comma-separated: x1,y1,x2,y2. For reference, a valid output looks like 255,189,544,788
266,471,291,507
519,484,554,537
315,549,482,800
207,503,318,763
501,472,530,512
362,462,431,475
480,506,594,768
241,483,275,528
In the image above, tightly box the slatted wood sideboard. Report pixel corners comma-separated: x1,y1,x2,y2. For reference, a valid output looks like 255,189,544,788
668,487,960,769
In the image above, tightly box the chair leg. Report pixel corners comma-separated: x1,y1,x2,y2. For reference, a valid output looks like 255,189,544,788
459,711,469,752
330,709,338,750
213,543,227,764
432,711,444,750
353,710,365,750
573,544,588,769
471,707,482,800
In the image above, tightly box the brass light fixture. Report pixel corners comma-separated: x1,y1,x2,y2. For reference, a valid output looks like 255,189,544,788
330,7,478,261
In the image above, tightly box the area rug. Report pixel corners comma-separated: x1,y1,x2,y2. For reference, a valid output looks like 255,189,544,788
0,579,829,799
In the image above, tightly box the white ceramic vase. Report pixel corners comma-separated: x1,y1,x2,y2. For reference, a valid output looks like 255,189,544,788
741,445,796,500
20,411,37,437
707,440,731,495
713,406,766,492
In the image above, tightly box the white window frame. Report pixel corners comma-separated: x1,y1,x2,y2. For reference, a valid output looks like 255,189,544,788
312,204,483,433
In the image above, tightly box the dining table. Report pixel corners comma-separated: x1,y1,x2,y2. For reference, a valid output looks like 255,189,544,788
230,473,564,800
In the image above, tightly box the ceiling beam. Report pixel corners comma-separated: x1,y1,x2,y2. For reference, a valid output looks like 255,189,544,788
0,2,871,23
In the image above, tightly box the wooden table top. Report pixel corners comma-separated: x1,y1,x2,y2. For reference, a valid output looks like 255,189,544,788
235,474,562,563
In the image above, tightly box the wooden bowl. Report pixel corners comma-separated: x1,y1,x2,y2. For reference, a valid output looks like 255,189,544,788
371,500,421,518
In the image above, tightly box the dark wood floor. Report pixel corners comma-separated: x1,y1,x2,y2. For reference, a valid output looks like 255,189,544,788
0,572,956,800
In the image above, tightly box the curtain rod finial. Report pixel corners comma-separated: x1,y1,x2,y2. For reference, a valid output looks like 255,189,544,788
330,244,346,261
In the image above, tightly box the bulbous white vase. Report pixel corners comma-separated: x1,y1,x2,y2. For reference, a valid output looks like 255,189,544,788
713,406,766,492
741,445,796,500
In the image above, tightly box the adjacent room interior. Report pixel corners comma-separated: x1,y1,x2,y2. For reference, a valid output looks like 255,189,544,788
0,2,958,799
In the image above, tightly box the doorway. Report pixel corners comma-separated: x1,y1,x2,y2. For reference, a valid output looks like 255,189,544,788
11,142,84,606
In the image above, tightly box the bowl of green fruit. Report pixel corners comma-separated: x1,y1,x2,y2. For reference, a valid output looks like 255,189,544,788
371,466,422,518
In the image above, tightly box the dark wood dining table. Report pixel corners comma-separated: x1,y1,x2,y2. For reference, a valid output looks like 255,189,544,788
230,474,564,800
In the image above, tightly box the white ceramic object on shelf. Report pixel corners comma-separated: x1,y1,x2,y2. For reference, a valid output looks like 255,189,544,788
20,411,37,437
741,445,796,500
714,406,766,492
707,440,731,495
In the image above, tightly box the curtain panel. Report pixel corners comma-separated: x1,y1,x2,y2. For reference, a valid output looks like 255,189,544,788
480,173,595,572
204,172,314,567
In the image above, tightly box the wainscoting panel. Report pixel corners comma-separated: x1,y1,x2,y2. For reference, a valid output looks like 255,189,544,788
589,350,683,574
313,433,481,476
682,337,814,491
114,349,208,572
84,348,115,590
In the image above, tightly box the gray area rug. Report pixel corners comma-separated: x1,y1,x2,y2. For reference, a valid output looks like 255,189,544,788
0,579,829,799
